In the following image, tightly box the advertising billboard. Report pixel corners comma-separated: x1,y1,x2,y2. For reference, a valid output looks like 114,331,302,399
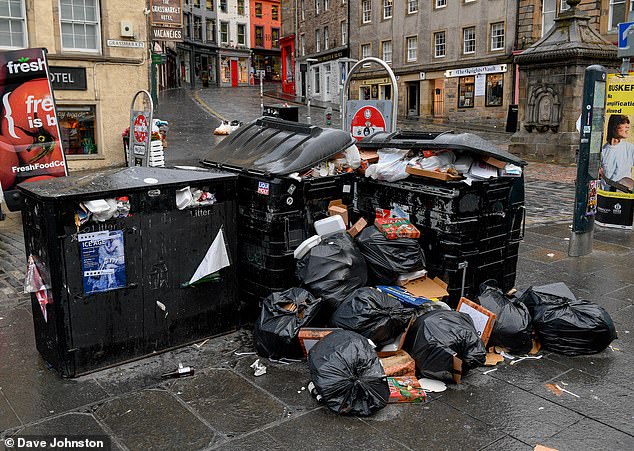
0,48,67,205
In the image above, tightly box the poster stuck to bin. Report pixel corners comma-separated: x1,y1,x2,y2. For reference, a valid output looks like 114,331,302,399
79,230,126,294
0,48,67,202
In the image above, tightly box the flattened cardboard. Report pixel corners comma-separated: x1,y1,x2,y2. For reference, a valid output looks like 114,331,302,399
328,199,349,226
380,350,416,377
359,150,379,163
347,217,368,238
298,327,340,359
456,297,497,346
405,166,463,181
404,276,449,300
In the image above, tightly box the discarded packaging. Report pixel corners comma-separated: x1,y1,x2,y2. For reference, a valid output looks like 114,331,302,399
374,217,421,240
417,378,447,393
456,297,497,346
298,327,341,358
161,363,195,379
387,376,427,403
328,199,349,227
380,350,416,377
250,359,267,377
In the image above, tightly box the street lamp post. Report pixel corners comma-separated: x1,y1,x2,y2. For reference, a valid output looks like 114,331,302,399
305,58,318,124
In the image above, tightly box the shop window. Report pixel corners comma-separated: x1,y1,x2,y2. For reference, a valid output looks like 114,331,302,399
59,0,101,52
221,57,230,82
0,0,27,49
458,76,475,108
486,74,503,107
58,106,98,156
239,58,248,83
255,26,263,47
313,67,320,94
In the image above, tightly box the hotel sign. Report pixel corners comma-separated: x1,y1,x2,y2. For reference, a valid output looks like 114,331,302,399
151,0,183,27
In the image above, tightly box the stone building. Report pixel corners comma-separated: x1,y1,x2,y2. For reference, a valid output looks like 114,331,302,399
0,0,150,169
349,0,517,129
296,0,349,104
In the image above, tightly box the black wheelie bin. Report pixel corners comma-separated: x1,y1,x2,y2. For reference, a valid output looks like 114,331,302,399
201,117,356,316
355,130,526,305
18,167,239,377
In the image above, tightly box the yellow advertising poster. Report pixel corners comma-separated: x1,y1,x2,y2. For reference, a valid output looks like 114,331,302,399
602,74,634,192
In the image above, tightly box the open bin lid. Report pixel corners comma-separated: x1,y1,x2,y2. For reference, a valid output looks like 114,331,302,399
201,117,356,176
358,130,526,166
17,167,237,201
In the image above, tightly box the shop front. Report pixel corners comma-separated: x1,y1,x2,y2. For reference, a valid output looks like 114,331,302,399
219,49,252,87
252,49,281,82
280,34,295,95
176,42,220,87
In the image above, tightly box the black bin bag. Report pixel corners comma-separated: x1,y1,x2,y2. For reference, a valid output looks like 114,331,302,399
403,310,486,382
331,287,415,348
355,227,426,285
296,232,367,310
477,282,533,355
308,330,389,416
518,282,617,356
254,288,323,360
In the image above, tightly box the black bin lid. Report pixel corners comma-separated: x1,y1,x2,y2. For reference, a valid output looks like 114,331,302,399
201,117,356,176
17,167,237,201
358,130,527,166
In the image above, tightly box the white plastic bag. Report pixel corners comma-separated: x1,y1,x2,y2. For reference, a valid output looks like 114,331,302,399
365,148,411,182
344,144,361,169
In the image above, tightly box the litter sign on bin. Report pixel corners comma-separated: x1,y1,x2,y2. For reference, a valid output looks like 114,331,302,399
79,230,126,294
346,100,392,141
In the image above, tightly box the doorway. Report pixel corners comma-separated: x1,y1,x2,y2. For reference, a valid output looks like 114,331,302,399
407,82,419,117
432,79,444,117
231,60,238,87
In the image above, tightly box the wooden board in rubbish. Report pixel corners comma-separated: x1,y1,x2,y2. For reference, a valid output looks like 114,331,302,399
456,297,496,346
405,166,463,181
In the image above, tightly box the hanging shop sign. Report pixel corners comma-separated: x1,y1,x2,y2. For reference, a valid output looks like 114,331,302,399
445,64,507,78
151,0,183,27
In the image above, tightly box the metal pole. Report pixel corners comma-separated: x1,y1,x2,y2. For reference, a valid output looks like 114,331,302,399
569,65,606,257
306,64,312,124
260,72,264,115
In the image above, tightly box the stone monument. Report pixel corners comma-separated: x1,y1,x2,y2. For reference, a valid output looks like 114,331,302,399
510,0,619,163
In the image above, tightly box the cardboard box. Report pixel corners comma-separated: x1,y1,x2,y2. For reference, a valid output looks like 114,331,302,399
328,200,349,227
347,217,368,238
403,277,449,300
377,285,434,307
387,376,427,403
374,217,421,239
359,150,379,163
481,156,507,170
298,328,340,358
376,318,414,357
405,166,463,181
380,350,416,377
456,297,497,346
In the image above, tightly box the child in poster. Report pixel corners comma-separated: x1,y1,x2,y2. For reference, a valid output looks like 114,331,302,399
79,230,126,294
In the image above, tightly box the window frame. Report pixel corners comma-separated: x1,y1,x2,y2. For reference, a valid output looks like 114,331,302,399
206,0,214,10
490,22,505,51
362,0,372,24
237,23,246,45
434,31,446,58
315,28,320,52
58,0,102,53
220,21,229,44
381,39,392,63
609,0,627,31
272,27,279,48
323,26,329,50
0,0,28,49
341,20,347,45
408,0,418,14
458,76,475,108
463,26,475,54
313,66,320,94
406,36,417,62
255,2,263,18
361,42,371,59
383,0,392,19
255,25,264,47
435,0,446,9
271,4,279,20
206,19,216,43
58,103,100,159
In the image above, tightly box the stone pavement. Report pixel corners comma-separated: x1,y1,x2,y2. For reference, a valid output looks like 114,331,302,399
0,87,633,451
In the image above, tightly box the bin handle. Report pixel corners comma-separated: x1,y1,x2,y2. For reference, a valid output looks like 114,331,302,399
284,216,291,251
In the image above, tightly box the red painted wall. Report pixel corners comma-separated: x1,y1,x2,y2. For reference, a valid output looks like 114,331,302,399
250,0,281,49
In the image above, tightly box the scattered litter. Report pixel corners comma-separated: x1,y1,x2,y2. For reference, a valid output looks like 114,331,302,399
417,378,447,392
194,339,209,349
161,363,194,379
301,386,306,391
124,409,132,415
555,384,580,398
509,355,544,366
564,237,570,241
538,407,544,410
482,368,498,375
250,359,267,377
500,351,516,360
609,345,621,352
546,253,555,258
534,445,559,451
234,351,256,356
545,383,580,398
484,353,504,366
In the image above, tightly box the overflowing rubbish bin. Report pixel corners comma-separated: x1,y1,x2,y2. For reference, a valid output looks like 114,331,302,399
263,104,300,122
201,117,356,313
355,131,526,304
18,167,239,377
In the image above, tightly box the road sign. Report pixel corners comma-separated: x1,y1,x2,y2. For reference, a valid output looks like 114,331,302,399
619,22,634,48
151,53,166,64
618,22,634,57
350,105,387,141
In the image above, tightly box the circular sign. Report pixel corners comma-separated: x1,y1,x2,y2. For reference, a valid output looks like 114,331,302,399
350,106,386,141
134,114,148,143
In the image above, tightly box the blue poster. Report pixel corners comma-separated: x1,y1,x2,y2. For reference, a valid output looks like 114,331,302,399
78,230,126,294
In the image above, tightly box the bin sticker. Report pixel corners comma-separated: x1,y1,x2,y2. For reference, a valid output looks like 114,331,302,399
586,180,598,216
79,230,126,295
257,181,270,195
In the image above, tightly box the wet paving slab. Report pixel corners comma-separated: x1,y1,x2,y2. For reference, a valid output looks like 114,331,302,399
481,435,532,451
540,417,634,451
95,389,215,451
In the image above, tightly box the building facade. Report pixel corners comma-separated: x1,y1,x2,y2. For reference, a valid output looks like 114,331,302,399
296,0,350,105
350,0,517,129
217,0,252,86
0,0,150,170
250,0,281,81
279,0,296,94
